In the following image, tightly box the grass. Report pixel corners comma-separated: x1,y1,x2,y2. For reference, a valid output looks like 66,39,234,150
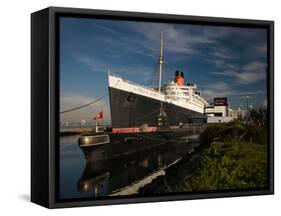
177,121,268,192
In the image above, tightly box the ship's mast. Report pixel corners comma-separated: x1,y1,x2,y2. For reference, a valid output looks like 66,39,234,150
158,34,164,92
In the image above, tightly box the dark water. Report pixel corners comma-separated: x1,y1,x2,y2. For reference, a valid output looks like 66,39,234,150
59,135,199,199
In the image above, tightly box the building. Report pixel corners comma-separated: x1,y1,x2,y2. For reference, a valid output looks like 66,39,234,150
228,107,243,119
205,97,228,117
205,97,241,123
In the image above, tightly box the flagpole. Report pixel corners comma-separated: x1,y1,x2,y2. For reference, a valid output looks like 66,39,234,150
94,111,103,133
95,120,98,133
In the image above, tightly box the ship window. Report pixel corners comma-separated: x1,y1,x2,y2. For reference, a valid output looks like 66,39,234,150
126,94,135,102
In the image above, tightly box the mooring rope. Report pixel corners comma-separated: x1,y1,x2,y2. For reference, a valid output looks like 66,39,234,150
60,94,107,114
60,80,120,114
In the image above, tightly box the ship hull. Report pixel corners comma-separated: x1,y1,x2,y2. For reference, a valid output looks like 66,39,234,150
109,87,207,128
79,129,201,162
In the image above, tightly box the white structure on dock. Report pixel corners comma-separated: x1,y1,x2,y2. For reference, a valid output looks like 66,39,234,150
205,97,242,123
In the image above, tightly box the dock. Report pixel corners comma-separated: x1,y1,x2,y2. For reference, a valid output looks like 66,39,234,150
60,127,95,136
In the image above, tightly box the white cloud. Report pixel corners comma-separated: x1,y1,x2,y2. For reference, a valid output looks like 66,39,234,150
75,54,110,73
210,47,236,60
90,23,123,36
203,81,266,101
74,53,156,85
207,81,230,91
127,22,223,57
203,81,234,100
211,61,267,84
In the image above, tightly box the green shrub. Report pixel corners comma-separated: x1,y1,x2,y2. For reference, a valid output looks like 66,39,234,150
178,122,268,192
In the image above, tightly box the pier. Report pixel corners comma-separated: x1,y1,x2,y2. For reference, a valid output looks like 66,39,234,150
60,124,206,136
60,127,95,136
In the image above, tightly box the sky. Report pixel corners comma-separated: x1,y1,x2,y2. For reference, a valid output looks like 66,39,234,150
59,16,268,125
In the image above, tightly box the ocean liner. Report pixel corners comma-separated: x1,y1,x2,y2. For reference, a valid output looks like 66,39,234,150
78,35,209,162
108,36,210,133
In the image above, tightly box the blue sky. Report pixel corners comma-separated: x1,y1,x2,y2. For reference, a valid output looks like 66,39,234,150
59,17,268,124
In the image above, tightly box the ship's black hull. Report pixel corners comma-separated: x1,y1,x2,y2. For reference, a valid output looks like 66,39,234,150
79,128,202,162
109,87,206,128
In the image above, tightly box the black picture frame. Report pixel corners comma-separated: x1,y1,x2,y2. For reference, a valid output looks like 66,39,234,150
31,6,274,208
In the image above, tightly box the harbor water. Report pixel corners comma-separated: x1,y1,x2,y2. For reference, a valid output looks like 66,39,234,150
59,134,200,199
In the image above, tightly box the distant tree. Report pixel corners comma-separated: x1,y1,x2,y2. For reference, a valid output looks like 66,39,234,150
249,108,267,127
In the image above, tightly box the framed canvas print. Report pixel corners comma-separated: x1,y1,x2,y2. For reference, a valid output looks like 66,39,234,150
31,7,274,208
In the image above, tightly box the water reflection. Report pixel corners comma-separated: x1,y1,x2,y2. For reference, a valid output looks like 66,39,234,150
60,135,199,199
78,142,197,197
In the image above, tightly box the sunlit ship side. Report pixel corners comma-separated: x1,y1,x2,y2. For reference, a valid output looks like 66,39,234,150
108,71,209,132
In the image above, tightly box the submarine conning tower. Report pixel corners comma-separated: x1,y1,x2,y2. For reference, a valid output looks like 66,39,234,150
175,70,184,86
